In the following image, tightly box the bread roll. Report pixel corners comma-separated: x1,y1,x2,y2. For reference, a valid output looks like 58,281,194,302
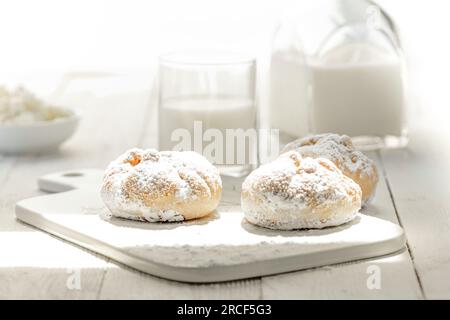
281,133,378,204
241,151,362,230
101,148,222,222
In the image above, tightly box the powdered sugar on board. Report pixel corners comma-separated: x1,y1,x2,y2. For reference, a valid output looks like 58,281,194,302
16,188,404,272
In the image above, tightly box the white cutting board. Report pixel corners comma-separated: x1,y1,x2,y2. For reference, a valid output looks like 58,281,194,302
15,169,405,283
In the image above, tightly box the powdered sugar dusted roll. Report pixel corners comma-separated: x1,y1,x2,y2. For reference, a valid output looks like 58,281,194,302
241,151,362,230
101,148,222,222
281,133,378,205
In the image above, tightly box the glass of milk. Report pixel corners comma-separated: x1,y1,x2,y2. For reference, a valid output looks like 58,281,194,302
158,52,257,177
269,0,408,150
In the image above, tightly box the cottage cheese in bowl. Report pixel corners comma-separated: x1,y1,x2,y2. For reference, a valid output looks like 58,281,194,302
0,86,80,154
0,86,72,125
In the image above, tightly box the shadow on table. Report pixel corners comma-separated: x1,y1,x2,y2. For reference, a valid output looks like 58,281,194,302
99,210,220,231
240,215,359,238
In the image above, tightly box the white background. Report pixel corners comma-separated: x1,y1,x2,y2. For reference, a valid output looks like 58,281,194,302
0,0,448,129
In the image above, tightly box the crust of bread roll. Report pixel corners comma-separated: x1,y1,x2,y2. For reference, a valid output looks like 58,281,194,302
241,151,362,230
281,133,378,205
101,148,222,222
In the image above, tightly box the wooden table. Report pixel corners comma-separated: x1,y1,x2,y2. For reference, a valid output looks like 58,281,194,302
0,76,449,299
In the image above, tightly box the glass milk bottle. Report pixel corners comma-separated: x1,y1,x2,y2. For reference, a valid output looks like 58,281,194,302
270,0,408,149
158,52,257,177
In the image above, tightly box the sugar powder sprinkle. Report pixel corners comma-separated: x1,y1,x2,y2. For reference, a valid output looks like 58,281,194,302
101,148,222,222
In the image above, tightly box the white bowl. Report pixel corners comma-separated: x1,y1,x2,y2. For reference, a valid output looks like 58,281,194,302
0,111,80,154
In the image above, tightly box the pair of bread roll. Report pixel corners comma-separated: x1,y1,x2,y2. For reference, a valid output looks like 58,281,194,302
101,134,378,230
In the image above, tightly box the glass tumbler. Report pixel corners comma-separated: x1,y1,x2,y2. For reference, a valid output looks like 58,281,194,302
158,52,257,177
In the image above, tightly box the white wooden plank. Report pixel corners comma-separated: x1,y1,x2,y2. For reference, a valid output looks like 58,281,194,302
0,157,19,232
99,265,261,300
261,251,421,299
0,156,15,181
380,128,450,299
0,268,104,300
260,151,423,299
0,231,108,300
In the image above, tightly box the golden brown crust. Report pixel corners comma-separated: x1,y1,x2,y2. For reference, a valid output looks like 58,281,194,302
101,148,222,222
241,151,362,230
